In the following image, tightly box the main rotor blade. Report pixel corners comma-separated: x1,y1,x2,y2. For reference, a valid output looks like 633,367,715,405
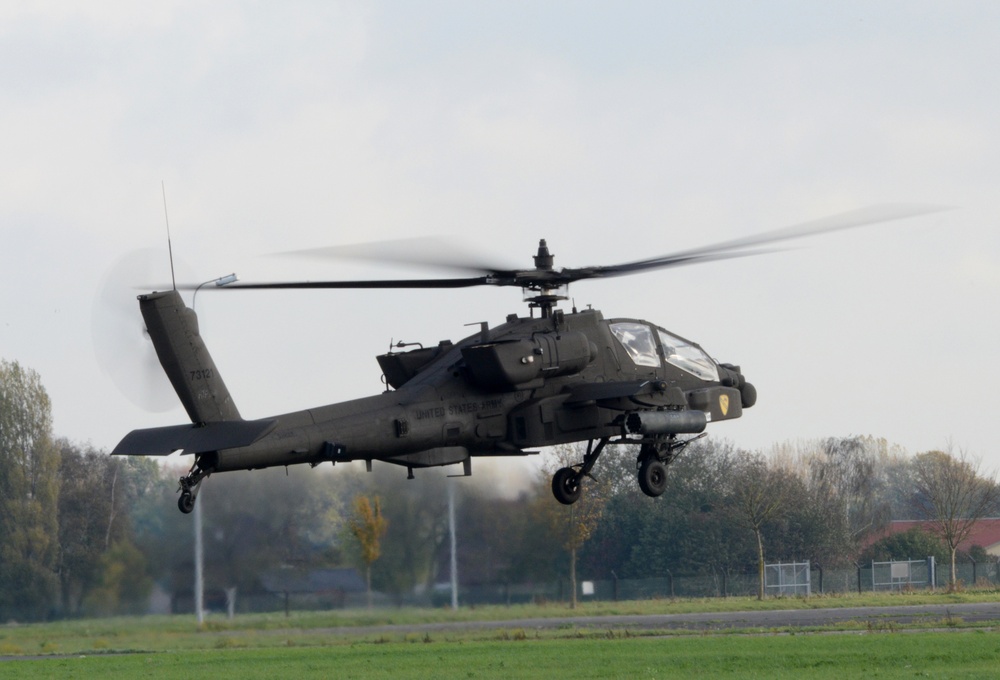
206,275,503,290
187,203,950,293
218,250,780,291
275,236,518,276
591,203,951,279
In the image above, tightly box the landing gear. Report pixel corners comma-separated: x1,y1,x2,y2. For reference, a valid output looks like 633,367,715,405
552,467,581,505
178,492,196,514
549,438,609,506
177,459,212,514
637,457,667,497
547,433,706,504
636,433,706,498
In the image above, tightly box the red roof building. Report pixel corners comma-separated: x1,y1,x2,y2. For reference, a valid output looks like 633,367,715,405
871,519,1000,555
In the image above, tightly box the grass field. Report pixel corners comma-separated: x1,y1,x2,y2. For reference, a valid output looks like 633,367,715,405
8,632,1000,679
4,592,1000,678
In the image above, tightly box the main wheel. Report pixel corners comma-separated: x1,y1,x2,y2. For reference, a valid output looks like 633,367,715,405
178,492,196,514
551,467,582,505
638,457,668,497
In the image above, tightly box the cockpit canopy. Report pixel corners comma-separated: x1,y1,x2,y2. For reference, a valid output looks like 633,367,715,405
609,320,719,382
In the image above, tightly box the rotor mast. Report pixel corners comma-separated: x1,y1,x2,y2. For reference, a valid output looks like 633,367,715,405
525,239,568,318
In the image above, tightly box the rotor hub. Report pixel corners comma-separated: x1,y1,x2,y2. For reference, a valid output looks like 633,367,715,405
533,239,554,270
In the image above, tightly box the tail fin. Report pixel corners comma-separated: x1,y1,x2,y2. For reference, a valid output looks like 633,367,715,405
139,290,241,424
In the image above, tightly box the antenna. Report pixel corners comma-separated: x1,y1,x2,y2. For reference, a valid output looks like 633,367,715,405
161,180,177,291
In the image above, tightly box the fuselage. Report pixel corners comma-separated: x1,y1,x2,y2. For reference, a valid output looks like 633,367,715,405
204,307,752,474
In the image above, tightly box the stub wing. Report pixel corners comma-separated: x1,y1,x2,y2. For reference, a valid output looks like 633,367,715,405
564,379,651,404
113,418,278,456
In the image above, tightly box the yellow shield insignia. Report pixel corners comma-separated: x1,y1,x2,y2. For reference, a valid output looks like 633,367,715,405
719,394,729,416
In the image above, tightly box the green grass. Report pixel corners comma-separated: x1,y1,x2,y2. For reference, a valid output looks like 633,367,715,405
7,632,1000,679
2,589,1000,656
4,591,1000,677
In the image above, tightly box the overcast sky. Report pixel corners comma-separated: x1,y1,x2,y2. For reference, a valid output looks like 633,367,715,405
2,1,998,477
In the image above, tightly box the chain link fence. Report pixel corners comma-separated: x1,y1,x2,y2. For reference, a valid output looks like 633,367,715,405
164,559,1000,615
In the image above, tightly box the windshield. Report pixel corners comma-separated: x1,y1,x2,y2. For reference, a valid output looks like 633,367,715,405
657,328,719,381
610,322,660,368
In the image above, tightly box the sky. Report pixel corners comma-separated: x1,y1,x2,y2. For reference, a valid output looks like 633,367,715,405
2,1,998,478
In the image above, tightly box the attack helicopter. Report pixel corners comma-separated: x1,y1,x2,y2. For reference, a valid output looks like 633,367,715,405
112,204,944,513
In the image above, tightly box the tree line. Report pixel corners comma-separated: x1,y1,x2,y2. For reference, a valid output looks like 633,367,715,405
1,358,997,620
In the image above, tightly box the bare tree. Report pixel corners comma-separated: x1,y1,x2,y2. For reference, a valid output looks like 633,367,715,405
540,444,608,609
911,448,1000,588
818,437,891,542
728,452,795,600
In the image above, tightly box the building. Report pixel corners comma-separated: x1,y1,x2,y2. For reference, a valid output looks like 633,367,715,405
872,520,1000,557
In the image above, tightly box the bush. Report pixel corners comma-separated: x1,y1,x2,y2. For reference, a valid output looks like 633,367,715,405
858,528,948,565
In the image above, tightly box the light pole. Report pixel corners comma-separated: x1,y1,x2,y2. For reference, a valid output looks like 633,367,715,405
449,480,458,610
194,487,204,624
191,273,237,625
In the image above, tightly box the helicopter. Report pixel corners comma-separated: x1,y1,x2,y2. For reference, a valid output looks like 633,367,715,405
112,204,944,513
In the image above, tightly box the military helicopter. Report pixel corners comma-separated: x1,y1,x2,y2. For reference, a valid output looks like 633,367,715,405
112,204,944,513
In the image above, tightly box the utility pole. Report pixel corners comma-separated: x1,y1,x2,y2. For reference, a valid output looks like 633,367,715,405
194,486,204,624
448,480,458,610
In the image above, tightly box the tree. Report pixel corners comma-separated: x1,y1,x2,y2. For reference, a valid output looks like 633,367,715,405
349,469,454,604
614,438,752,582
910,448,1000,588
56,441,158,616
135,463,352,613
82,540,152,617
451,489,544,589
0,360,60,620
727,451,796,600
805,436,892,558
539,444,608,608
348,494,388,608
881,453,921,521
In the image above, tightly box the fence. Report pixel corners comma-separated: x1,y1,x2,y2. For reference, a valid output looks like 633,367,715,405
766,561,811,596
872,558,934,591
449,563,999,608
168,559,1000,615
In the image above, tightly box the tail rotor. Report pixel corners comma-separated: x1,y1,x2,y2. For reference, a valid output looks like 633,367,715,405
91,248,181,412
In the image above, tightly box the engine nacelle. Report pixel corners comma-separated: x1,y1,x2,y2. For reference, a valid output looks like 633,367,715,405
462,331,596,389
377,341,453,389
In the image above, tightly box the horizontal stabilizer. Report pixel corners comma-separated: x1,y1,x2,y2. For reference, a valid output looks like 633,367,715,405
113,418,278,456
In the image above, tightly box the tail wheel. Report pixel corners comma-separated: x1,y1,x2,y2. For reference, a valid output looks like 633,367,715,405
638,457,668,497
551,467,582,505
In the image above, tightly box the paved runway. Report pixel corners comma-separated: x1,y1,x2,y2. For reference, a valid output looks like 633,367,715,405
324,601,1000,636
